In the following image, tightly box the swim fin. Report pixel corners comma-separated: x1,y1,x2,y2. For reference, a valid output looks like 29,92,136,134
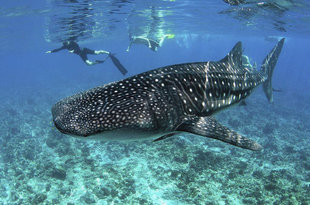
109,53,128,75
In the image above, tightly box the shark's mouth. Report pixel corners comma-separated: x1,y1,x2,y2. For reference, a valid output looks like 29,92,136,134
53,118,69,135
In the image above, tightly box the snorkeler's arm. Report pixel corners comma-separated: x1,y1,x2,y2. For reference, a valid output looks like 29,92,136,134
126,41,133,52
46,46,66,53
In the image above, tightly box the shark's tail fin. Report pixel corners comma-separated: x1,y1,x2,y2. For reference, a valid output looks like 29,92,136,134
261,38,285,103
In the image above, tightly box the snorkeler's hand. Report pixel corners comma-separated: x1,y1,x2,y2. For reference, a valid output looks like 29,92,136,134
46,51,52,54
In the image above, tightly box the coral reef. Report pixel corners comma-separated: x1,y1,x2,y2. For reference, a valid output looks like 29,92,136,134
0,88,309,204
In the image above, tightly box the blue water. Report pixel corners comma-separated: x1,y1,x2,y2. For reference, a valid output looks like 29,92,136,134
0,0,309,204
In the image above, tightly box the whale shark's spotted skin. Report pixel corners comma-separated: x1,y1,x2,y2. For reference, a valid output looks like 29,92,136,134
52,38,285,151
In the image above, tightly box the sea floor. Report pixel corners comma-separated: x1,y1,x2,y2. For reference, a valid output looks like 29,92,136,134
0,85,309,205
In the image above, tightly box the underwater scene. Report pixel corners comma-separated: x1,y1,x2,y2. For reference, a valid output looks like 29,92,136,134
0,0,310,204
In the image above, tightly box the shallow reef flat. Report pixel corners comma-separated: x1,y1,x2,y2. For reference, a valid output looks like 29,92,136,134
0,86,309,204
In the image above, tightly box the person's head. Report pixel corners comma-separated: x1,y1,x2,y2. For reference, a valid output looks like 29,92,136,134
129,35,136,41
63,41,72,46
63,41,79,52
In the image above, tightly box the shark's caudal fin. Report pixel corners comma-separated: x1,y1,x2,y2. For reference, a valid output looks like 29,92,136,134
177,116,262,151
262,38,285,103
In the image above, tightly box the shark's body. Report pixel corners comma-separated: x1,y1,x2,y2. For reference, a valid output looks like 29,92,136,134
52,38,285,151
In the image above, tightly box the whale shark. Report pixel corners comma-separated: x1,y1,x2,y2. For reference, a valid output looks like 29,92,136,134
52,38,285,151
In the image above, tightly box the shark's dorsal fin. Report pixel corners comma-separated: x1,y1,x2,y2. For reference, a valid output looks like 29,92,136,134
220,41,243,69
176,116,262,151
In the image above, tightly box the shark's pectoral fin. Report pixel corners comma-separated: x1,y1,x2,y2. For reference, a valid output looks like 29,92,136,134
272,88,282,92
177,116,262,151
153,132,178,142
239,100,247,106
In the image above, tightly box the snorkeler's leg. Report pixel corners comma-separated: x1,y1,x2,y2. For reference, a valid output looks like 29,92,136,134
79,53,97,66
84,59,106,66
83,47,110,55
96,55,110,64
158,35,167,47
86,55,110,65
94,50,110,55
83,48,96,55
85,59,96,66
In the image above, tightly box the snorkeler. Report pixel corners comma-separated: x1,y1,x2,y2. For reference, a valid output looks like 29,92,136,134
46,41,110,66
126,35,168,52
126,5,175,52
242,55,257,71
126,34,175,52
46,41,128,75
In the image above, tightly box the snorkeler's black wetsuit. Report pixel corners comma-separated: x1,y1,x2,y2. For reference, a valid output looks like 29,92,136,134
49,41,128,75
50,41,97,63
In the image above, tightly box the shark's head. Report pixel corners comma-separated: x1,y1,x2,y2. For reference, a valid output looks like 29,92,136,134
52,84,154,138
52,86,124,137
52,93,99,137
